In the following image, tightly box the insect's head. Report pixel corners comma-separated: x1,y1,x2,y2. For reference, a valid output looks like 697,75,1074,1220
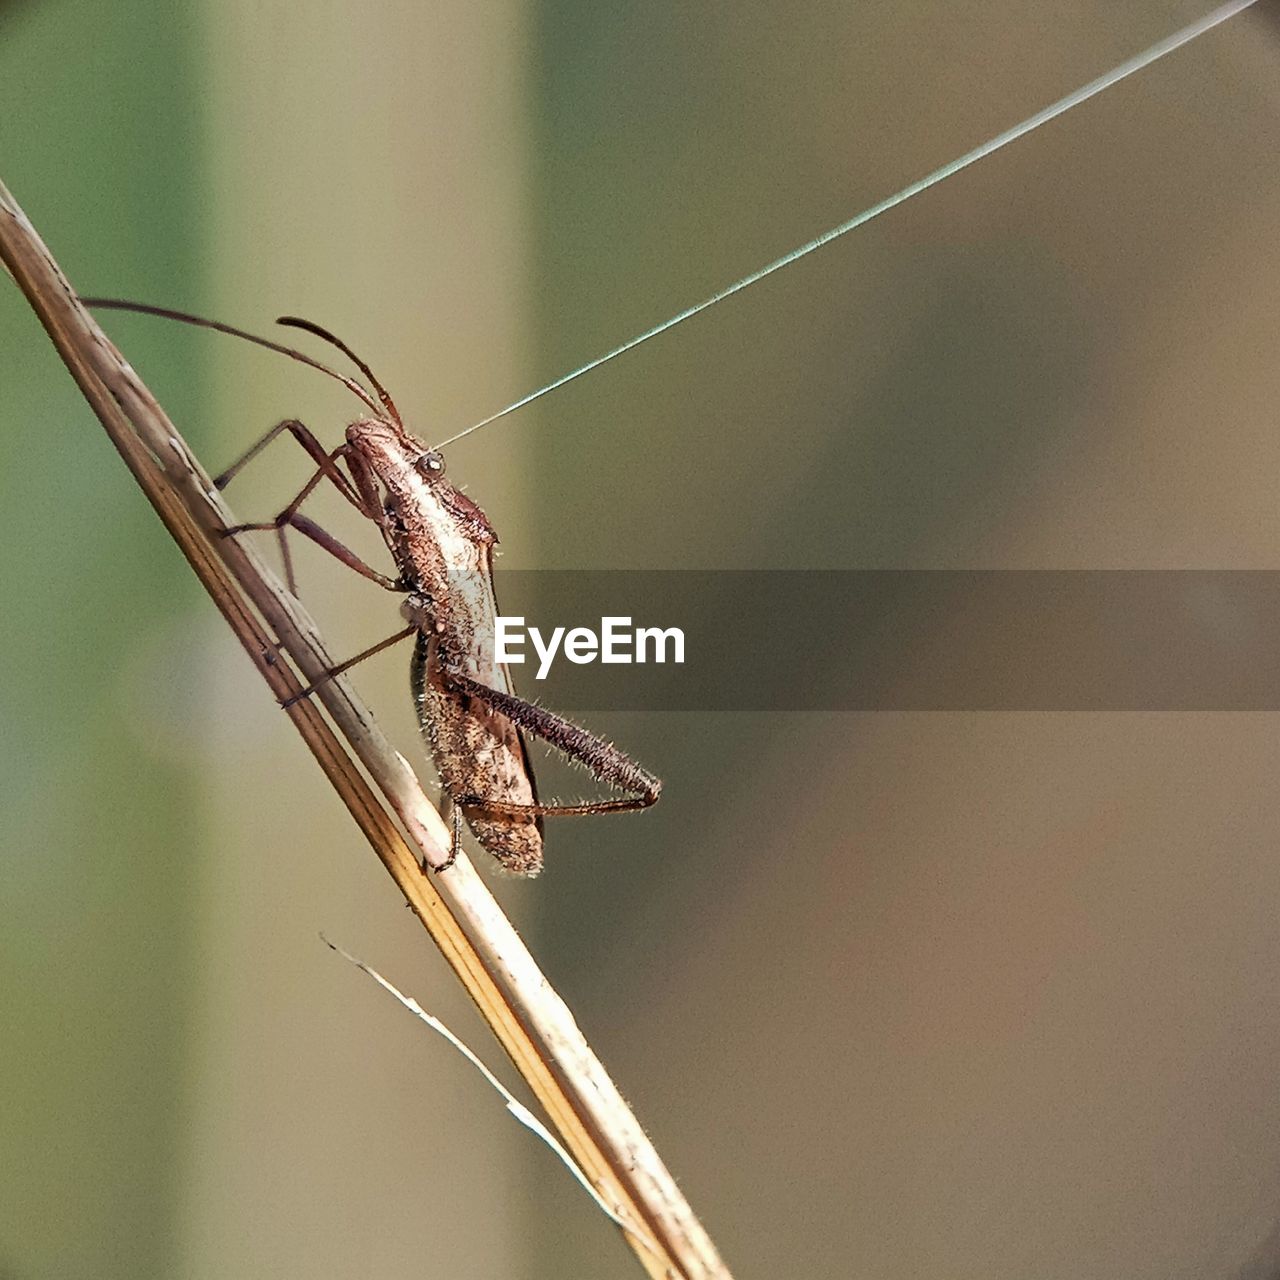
413,449,446,480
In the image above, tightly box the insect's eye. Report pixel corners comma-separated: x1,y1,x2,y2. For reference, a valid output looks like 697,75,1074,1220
415,451,445,477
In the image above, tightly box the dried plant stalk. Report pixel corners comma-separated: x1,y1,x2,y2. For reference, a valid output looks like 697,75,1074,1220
0,178,730,1280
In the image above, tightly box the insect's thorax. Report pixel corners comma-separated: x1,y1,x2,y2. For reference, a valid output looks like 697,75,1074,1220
346,416,502,677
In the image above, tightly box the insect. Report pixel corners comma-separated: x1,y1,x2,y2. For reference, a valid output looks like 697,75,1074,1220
84,298,661,877
77,6,1242,877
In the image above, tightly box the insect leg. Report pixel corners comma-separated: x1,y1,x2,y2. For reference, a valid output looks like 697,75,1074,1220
218,422,397,593
281,624,418,706
284,513,402,591
215,418,356,501
433,795,462,873
440,666,661,818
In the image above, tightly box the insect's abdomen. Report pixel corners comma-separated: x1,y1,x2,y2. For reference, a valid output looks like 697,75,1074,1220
411,632,544,876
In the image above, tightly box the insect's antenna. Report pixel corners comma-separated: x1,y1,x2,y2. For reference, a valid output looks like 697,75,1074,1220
82,298,383,416
433,0,1259,452
275,315,404,427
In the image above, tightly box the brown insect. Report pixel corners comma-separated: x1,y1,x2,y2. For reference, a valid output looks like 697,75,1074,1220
86,299,660,876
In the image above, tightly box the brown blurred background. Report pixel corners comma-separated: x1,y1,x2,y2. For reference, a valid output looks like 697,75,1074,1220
3,2,1280,1277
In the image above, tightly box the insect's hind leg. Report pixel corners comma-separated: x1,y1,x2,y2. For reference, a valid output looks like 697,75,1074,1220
441,666,661,819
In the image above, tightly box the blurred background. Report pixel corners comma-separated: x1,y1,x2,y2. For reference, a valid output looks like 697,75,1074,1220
4,1,1280,1277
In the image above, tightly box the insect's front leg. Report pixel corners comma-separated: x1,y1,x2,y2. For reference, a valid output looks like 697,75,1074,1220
215,417,356,500
216,418,401,594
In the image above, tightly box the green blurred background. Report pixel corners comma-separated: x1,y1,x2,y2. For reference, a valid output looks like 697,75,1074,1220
4,2,1280,1277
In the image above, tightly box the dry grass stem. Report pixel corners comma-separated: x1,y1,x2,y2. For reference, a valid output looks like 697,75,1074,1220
0,178,730,1280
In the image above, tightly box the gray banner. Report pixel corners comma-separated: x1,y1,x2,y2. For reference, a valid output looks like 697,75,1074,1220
482,571,1280,710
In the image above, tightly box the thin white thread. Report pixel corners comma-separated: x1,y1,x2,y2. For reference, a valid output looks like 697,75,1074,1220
435,0,1261,450
321,937,665,1259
